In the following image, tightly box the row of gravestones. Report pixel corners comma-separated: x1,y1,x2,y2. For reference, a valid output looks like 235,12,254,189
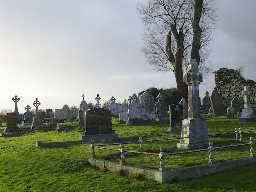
103,92,170,124
2,96,58,136
202,86,256,121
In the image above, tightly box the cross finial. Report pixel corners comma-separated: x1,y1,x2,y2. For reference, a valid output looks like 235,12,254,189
33,98,41,108
12,95,20,103
25,105,31,111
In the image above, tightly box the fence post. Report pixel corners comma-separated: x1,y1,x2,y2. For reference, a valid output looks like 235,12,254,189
239,128,242,142
208,141,214,165
90,143,95,159
138,136,143,151
159,147,164,170
235,128,238,142
120,143,125,165
249,137,255,157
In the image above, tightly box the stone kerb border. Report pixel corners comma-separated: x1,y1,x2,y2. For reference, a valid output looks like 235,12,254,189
36,140,82,148
88,157,256,184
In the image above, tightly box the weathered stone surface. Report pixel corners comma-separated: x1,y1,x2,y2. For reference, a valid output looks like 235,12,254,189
81,108,117,142
210,88,226,116
177,59,208,149
177,118,208,149
202,91,211,113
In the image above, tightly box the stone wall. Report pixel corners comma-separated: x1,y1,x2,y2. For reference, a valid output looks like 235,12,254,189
88,157,256,184
214,68,256,106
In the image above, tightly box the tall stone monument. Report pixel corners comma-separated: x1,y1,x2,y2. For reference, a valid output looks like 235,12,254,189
12,95,21,122
79,94,88,129
177,59,208,149
12,95,20,115
240,86,254,121
31,98,43,129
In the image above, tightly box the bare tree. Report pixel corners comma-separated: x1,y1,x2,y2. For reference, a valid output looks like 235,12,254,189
138,0,215,99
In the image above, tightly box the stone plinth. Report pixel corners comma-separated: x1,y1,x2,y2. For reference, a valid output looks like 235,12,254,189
177,118,208,149
81,108,118,142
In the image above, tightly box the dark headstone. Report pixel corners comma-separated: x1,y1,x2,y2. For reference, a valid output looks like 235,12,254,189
6,113,18,131
202,91,211,113
81,108,117,142
24,111,33,124
85,108,112,135
210,89,226,116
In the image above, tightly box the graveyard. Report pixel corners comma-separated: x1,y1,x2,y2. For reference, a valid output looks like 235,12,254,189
1,0,256,191
1,115,256,191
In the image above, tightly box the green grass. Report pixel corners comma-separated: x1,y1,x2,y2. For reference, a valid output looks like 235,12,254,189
1,117,256,191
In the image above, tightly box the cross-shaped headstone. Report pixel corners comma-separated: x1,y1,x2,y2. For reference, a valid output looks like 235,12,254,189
25,105,31,112
95,94,101,108
184,59,203,118
33,98,41,113
82,94,85,101
110,96,116,103
12,95,20,114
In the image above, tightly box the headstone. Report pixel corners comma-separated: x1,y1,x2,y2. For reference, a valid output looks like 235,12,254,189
55,105,73,121
95,94,101,108
177,59,208,149
155,93,168,120
118,100,129,123
226,100,236,119
24,105,33,124
31,98,43,129
139,91,155,119
240,86,254,121
2,113,27,136
210,88,226,116
167,104,182,133
202,91,211,113
6,112,19,131
127,94,142,124
108,96,123,116
178,98,188,119
79,94,88,129
81,107,118,142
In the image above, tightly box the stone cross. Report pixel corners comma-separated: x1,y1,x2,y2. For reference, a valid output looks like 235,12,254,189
33,98,41,114
12,95,20,114
242,86,250,109
25,105,31,112
82,94,85,101
184,59,203,119
110,96,116,103
95,94,101,108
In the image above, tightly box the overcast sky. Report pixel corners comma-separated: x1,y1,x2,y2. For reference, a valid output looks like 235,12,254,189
0,0,255,112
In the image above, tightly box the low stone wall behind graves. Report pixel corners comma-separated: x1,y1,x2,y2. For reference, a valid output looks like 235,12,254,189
214,68,256,106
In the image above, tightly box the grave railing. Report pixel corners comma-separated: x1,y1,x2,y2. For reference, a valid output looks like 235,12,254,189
89,137,255,170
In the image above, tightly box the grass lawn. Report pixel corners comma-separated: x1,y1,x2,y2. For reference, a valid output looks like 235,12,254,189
1,117,256,192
